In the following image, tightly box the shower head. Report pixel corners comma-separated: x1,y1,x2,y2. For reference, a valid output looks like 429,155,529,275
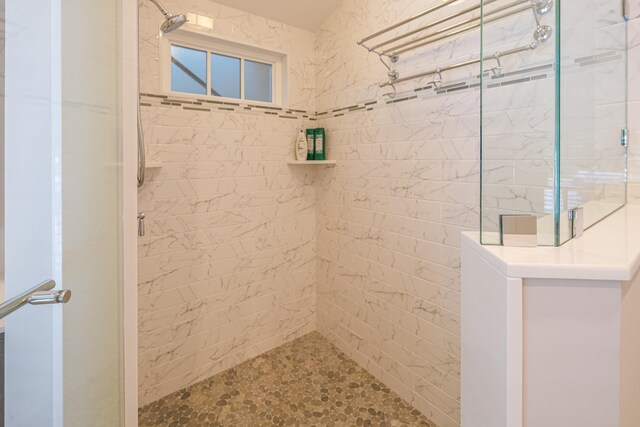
161,14,188,33
147,0,187,33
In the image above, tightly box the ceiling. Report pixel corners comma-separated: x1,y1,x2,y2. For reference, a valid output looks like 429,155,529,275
211,0,343,32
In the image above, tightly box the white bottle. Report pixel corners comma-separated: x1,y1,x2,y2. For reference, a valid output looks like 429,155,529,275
295,130,307,161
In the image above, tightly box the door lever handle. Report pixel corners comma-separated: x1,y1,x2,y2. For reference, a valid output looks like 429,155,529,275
0,280,72,320
28,290,72,305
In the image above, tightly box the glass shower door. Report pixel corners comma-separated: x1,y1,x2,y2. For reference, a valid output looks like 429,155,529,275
3,0,124,425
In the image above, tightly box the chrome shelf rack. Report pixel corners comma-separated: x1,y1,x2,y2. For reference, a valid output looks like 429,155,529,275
358,0,554,96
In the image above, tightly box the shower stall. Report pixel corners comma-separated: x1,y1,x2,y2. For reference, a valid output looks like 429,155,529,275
135,0,637,426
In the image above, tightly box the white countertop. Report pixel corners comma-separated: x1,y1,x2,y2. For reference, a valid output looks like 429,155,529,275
462,205,640,281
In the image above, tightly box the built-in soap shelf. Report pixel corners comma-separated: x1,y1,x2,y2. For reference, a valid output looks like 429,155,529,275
287,160,336,166
145,162,163,169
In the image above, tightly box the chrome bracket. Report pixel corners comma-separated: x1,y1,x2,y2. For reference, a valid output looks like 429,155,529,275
428,69,443,89
569,207,584,239
533,0,554,15
138,212,146,237
499,214,538,247
621,128,629,148
490,54,504,76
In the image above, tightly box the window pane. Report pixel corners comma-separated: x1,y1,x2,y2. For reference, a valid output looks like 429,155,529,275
245,60,273,103
171,45,207,95
211,53,241,99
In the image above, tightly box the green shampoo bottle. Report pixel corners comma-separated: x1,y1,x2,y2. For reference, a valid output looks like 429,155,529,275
314,128,326,160
306,129,315,160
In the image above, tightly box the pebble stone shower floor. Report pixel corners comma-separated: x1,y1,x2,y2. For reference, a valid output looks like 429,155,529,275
139,332,436,427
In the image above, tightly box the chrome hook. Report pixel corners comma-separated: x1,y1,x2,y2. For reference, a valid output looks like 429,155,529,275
490,54,504,76
431,69,443,89
382,82,398,98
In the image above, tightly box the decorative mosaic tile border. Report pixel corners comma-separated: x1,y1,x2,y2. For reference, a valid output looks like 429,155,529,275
140,51,622,122
139,92,313,121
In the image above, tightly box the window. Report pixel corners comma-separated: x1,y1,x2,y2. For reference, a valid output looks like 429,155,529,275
210,53,240,99
171,45,207,95
244,60,273,103
162,32,286,105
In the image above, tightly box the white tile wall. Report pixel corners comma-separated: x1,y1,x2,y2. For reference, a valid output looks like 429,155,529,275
137,0,318,406
137,0,637,424
314,104,472,427
314,1,479,425
314,1,634,426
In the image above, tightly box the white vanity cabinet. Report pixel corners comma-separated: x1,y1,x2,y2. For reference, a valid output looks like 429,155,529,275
461,206,640,427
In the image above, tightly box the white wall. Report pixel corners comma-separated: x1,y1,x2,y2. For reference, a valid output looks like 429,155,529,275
137,0,318,406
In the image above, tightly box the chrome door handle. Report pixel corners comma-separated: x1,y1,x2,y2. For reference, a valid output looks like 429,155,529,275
0,280,72,320
28,290,72,305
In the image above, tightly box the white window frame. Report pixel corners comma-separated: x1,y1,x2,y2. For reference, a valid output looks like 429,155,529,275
159,28,288,106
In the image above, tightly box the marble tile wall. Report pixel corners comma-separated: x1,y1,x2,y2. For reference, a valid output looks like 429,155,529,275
137,0,318,406
314,2,484,426
314,1,634,426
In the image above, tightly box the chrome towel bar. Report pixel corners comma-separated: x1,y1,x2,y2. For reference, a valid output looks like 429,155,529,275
371,0,501,51
384,1,532,57
379,43,538,88
357,0,463,46
361,0,554,97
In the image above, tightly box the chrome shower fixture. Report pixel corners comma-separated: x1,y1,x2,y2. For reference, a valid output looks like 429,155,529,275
138,0,186,187
147,0,188,33
533,0,553,14
531,0,554,42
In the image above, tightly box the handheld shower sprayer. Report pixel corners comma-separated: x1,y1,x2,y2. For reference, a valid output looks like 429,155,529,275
138,0,187,188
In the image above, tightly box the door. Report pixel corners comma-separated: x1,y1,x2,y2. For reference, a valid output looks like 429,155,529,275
3,0,124,425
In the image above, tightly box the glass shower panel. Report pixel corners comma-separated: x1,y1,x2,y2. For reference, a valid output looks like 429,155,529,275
480,0,627,246
558,0,627,244
480,0,557,245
